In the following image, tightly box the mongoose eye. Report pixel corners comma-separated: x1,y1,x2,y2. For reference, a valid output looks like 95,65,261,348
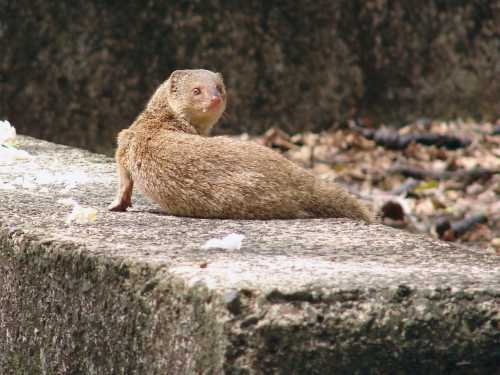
192,88,201,95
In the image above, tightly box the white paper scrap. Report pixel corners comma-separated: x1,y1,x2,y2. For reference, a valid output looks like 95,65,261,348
201,233,245,250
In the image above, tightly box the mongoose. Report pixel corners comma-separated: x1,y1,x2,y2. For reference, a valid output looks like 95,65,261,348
108,69,373,222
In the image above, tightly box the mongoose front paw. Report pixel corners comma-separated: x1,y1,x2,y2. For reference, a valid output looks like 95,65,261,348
108,199,132,212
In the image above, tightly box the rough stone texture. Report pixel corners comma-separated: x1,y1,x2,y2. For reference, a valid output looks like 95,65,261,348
1,1,500,154
0,136,499,374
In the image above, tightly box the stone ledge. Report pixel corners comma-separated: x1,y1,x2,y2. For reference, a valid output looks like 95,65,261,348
0,136,499,374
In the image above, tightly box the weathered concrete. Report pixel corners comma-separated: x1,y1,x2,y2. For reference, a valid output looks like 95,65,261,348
1,1,500,154
0,136,499,374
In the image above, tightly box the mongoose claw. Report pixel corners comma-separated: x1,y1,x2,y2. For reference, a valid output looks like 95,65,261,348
108,199,131,212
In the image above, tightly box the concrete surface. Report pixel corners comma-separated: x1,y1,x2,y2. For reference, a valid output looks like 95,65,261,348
0,136,499,374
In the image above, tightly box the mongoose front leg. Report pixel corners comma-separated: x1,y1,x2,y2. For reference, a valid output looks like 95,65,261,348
108,162,133,211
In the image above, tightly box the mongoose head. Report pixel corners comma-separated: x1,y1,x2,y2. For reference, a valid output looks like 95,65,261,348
148,69,226,135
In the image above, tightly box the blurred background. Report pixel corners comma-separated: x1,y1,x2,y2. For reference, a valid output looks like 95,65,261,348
1,0,499,250
1,1,499,154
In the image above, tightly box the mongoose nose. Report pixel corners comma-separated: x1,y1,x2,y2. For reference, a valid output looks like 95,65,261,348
210,95,222,106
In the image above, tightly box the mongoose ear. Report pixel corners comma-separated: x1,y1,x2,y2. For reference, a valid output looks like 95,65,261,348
168,70,188,93
169,70,188,80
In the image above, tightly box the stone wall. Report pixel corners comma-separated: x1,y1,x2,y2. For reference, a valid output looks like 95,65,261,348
0,136,499,374
1,1,499,153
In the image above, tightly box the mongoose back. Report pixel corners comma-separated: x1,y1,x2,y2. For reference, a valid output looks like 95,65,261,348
109,69,373,222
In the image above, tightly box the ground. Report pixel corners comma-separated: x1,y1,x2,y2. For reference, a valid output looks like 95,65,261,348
253,119,500,254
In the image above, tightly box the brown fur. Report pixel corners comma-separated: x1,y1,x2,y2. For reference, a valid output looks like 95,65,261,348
109,69,373,222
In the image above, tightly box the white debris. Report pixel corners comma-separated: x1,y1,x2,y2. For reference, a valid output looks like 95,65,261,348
0,145,32,161
67,206,97,225
58,198,97,225
201,233,245,250
0,120,32,161
0,120,16,144
0,182,15,190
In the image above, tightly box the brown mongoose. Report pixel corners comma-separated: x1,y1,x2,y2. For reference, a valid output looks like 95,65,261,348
108,69,373,222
